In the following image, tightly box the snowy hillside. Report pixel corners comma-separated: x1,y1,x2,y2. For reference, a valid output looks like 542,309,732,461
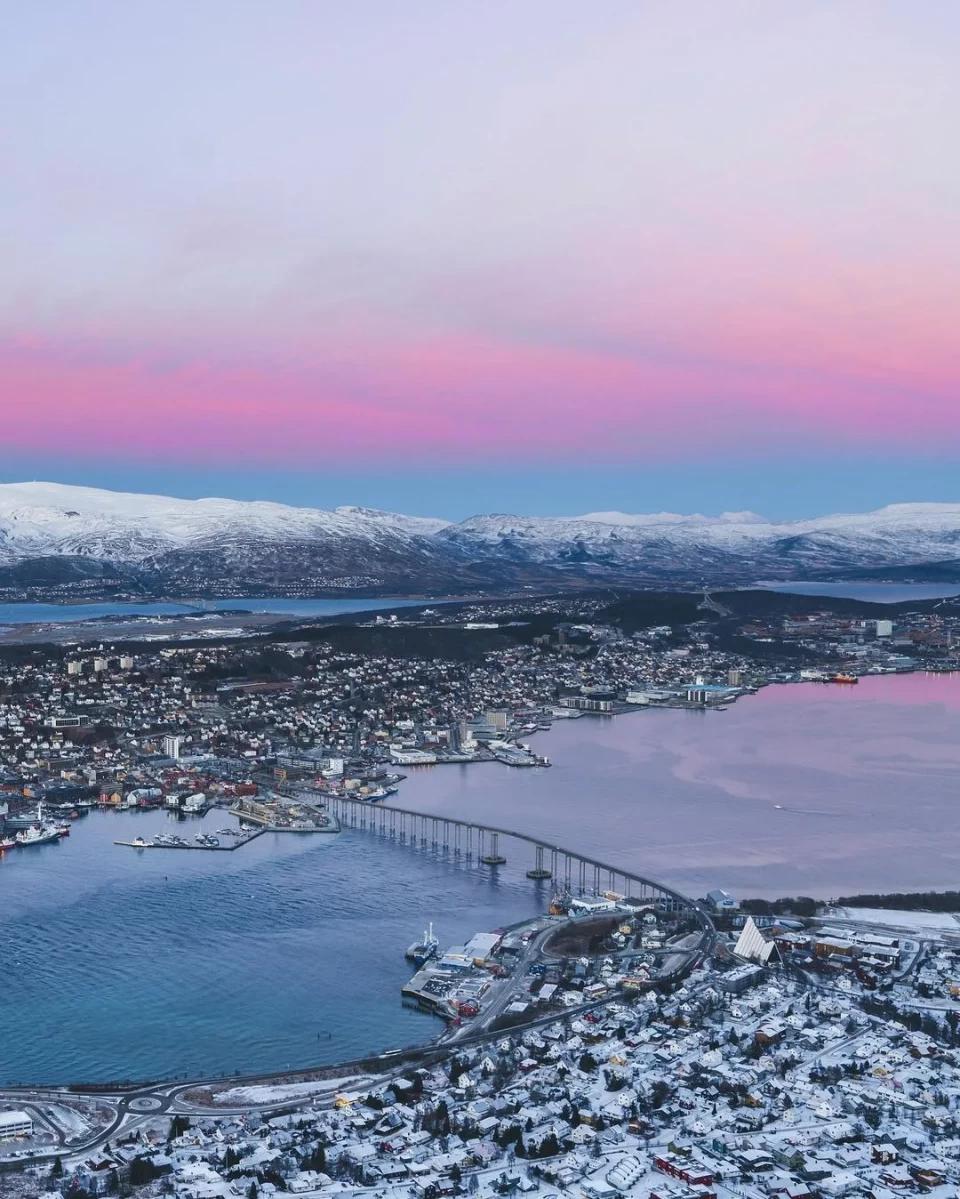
0,483,448,563
0,483,959,595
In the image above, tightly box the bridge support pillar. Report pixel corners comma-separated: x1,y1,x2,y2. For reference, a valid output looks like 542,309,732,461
481,831,506,866
526,843,551,879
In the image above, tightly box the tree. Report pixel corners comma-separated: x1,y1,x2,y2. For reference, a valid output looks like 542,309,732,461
50,1156,64,1179
128,1156,160,1186
303,1144,326,1172
248,1182,259,1199
168,1115,190,1141
539,1133,560,1158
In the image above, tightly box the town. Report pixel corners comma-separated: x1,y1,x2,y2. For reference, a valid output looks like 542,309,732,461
1,592,958,832
3,592,960,1196
3,894,960,1199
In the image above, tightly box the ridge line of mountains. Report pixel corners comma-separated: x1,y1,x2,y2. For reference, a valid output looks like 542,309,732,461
1,481,959,597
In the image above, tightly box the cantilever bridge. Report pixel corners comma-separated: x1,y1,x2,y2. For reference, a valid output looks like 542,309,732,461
324,793,709,925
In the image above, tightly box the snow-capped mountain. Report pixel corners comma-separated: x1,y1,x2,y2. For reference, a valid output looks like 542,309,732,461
1,483,959,597
0,482,458,596
0,482,449,561
434,504,960,580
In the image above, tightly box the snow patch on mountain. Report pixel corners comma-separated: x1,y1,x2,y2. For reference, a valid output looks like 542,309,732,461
0,482,448,564
1,483,959,588
578,510,766,527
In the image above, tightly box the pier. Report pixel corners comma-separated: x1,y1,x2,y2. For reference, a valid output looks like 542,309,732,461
114,829,266,852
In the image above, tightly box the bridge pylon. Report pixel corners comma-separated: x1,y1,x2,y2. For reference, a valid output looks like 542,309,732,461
526,844,552,879
480,830,506,866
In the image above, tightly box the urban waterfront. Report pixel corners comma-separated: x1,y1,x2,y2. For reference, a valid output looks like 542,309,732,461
2,670,959,1086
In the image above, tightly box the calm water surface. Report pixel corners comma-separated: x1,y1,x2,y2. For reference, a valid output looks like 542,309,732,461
403,672,960,900
757,581,960,602
3,670,959,1083
0,812,540,1085
0,597,429,624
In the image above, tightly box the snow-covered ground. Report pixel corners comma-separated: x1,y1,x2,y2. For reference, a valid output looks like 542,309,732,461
43,1103,90,1137
832,906,960,934
211,1076,368,1106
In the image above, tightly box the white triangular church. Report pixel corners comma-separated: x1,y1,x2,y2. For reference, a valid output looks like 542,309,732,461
734,916,780,964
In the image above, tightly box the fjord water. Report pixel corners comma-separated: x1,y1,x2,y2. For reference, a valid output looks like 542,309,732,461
404,672,960,900
758,581,960,602
3,671,959,1084
0,597,427,624
0,818,541,1085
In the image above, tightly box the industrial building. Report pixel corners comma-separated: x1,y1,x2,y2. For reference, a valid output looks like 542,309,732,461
0,1110,33,1139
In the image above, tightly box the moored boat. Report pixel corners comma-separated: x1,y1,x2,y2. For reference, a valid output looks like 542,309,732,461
15,824,63,847
405,922,440,966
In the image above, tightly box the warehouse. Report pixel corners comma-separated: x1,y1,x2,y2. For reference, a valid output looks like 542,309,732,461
0,1110,34,1139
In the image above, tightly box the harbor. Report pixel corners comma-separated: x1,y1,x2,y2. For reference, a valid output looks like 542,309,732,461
113,798,341,850
398,895,706,1032
229,796,341,833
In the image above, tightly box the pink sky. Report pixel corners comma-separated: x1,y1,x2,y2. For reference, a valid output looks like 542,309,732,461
1,2,958,509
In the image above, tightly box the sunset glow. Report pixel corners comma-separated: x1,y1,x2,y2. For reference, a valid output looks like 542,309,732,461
2,2,958,514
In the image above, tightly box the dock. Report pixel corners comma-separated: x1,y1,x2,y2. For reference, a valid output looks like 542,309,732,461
113,829,265,852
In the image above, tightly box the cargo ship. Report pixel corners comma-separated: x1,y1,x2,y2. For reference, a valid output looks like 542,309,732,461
831,673,858,684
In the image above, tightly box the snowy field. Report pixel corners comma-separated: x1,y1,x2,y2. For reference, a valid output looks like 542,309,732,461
212,1076,368,1106
832,907,960,934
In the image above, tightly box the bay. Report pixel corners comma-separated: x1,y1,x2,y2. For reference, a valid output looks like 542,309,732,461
0,812,540,1085
402,672,960,900
3,670,959,1085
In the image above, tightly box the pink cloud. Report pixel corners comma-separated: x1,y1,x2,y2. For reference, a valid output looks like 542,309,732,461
1,323,957,468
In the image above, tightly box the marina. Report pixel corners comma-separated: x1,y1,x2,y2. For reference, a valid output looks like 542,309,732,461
114,828,266,851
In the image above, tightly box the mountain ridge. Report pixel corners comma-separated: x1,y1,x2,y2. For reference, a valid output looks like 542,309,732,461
1,482,959,597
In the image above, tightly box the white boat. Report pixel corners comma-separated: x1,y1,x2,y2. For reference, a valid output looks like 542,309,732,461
15,824,63,847
405,922,440,966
